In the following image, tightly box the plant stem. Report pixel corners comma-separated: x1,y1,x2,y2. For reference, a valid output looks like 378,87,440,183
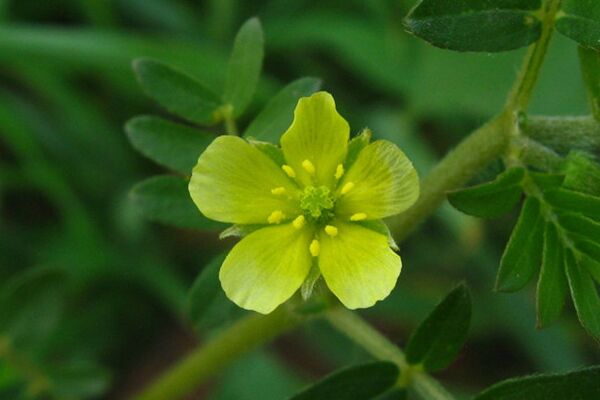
325,308,455,400
522,115,600,155
221,104,239,135
134,307,305,400
506,0,562,111
388,116,508,241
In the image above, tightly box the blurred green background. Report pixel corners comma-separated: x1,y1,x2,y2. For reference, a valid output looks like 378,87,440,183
0,0,598,399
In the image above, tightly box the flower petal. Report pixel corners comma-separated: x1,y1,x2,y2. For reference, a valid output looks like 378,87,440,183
220,223,313,314
335,140,419,220
189,135,300,224
319,221,401,309
280,92,349,187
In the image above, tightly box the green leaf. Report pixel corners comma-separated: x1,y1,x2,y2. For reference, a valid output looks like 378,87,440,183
545,188,600,221
474,365,600,400
448,167,525,218
497,197,544,292
130,175,224,230
133,58,221,125
125,116,214,174
556,0,600,50
288,362,399,400
48,361,111,399
536,222,568,328
565,250,600,340
223,17,264,117
562,152,600,196
578,47,600,121
404,0,542,52
244,77,322,142
405,284,471,372
186,253,244,331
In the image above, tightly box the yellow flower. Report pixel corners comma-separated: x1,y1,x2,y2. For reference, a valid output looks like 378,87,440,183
189,92,419,314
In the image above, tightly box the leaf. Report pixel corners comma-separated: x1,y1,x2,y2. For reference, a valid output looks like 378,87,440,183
404,0,542,52
130,175,224,230
565,250,600,340
555,0,600,51
244,77,322,142
223,17,264,117
405,284,471,372
544,188,600,221
133,58,221,125
125,116,215,174
536,222,568,328
578,47,600,121
288,362,399,400
474,365,600,400
186,253,244,330
448,167,525,218
48,361,111,399
562,152,600,196
497,197,544,292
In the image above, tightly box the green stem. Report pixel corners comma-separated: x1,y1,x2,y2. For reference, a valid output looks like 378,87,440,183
506,0,562,111
221,104,239,135
325,308,455,400
522,115,600,155
388,116,508,241
134,307,306,400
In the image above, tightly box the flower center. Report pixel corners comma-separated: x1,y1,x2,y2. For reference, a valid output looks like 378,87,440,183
300,185,334,219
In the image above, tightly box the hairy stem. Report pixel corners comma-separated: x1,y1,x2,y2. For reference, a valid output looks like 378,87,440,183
134,308,305,400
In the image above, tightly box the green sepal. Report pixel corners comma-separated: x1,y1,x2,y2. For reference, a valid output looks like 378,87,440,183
405,283,471,372
448,167,525,218
343,128,371,171
248,139,286,166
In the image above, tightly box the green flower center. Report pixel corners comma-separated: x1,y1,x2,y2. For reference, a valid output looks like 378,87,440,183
300,185,334,219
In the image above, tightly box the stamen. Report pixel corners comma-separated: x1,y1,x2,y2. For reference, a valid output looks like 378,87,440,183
335,164,344,180
340,182,354,195
309,239,320,257
282,165,296,178
267,210,285,224
302,159,315,175
350,213,367,221
292,215,305,229
324,225,338,237
271,187,286,195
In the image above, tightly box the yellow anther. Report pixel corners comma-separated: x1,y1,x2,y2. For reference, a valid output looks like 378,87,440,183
293,215,305,229
302,159,315,175
282,164,296,178
341,182,355,195
309,239,320,257
350,213,367,221
267,210,285,224
335,164,344,180
271,187,286,195
324,225,338,237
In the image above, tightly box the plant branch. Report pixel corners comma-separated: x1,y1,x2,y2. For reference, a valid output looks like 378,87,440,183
522,115,600,156
325,308,455,400
134,307,306,400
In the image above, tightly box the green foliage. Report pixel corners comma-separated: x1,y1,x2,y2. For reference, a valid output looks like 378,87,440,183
405,284,471,372
223,18,264,117
125,116,214,174
187,253,244,331
448,167,525,218
288,362,399,400
555,0,600,50
474,365,600,399
578,47,600,121
404,0,542,52
133,58,221,125
130,175,224,230
496,197,544,292
244,77,322,142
